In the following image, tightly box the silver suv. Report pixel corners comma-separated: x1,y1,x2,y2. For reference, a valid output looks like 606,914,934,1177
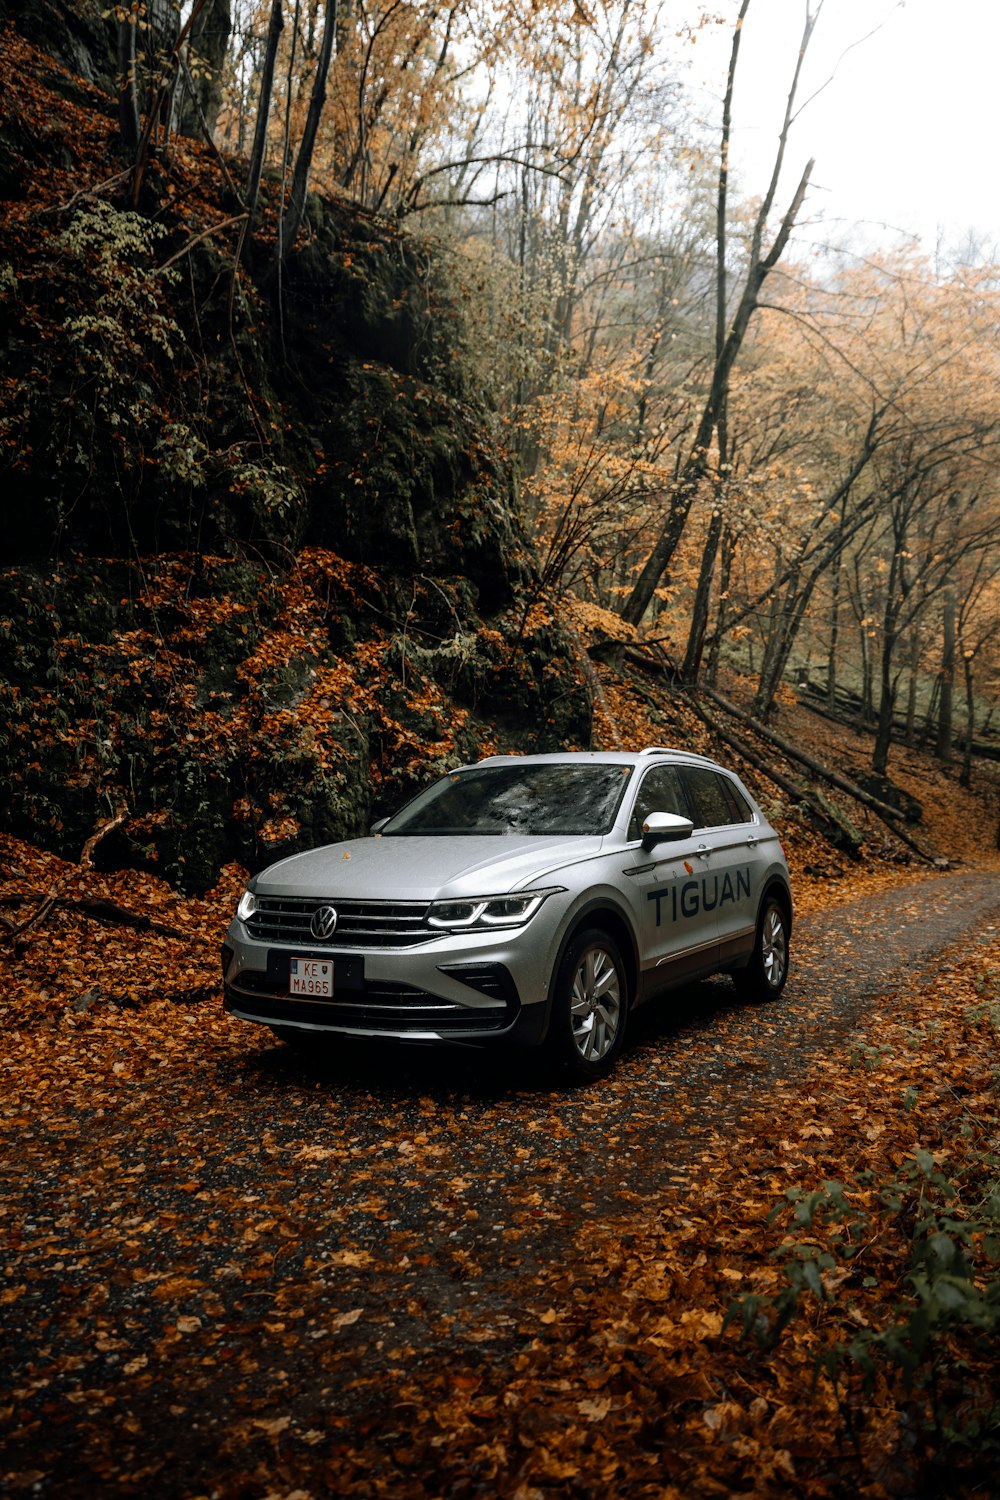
222,748,792,1080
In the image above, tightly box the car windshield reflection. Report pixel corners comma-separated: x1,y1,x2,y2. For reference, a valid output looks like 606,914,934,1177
381,763,633,837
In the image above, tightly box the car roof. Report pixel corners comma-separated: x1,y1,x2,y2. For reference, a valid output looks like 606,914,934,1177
471,747,725,772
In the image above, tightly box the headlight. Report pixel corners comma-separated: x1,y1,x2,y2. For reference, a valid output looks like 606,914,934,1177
427,887,563,931
236,888,258,923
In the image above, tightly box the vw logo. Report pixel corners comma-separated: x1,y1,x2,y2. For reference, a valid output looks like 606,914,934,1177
310,905,338,940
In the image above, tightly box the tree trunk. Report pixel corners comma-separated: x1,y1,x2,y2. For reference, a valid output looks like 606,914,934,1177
936,586,956,762
904,630,920,745
619,408,716,626
117,13,140,158
753,557,822,720
144,0,180,133
856,582,874,721
278,0,338,264
960,649,975,789
919,676,940,749
705,525,735,686
245,0,285,229
683,386,728,684
176,0,232,138
683,504,725,683
680,5,736,684
826,492,847,705
872,632,897,776
618,0,816,627
753,569,785,715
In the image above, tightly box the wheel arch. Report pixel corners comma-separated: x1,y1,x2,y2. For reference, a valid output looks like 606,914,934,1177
760,876,793,936
546,899,639,1027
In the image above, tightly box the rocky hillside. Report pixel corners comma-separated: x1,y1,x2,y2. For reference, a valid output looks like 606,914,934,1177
0,25,589,891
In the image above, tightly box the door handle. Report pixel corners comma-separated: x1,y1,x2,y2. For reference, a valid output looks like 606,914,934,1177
746,835,759,848
696,844,710,860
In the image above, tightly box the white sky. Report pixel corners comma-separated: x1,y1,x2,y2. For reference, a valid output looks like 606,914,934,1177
682,0,1000,259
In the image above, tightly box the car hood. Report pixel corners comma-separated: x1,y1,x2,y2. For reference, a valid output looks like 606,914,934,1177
254,833,605,901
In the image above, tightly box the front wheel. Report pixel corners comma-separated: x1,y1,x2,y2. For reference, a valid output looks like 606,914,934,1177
733,897,789,1002
547,928,628,1082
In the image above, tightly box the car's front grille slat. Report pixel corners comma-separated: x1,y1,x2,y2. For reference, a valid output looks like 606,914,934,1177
247,896,434,948
226,985,511,1035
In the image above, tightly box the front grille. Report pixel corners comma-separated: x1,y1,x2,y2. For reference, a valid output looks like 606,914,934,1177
247,896,433,948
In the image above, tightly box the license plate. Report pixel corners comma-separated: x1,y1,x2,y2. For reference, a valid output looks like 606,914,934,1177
289,958,334,998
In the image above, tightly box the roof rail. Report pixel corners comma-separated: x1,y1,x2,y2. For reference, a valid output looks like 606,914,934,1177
640,745,719,767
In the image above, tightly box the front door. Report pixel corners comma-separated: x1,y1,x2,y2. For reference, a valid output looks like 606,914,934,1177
620,764,721,996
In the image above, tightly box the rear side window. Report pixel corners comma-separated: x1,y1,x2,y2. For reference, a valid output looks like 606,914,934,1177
627,765,688,841
680,767,751,829
720,778,754,824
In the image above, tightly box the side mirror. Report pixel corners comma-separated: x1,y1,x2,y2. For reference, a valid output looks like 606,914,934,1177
369,816,390,836
641,811,694,851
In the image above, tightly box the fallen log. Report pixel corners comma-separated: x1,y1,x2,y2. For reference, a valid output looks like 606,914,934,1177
698,686,936,864
616,649,936,864
0,810,130,946
702,686,906,824
799,682,1000,762
624,641,682,677
0,892,186,941
576,643,624,750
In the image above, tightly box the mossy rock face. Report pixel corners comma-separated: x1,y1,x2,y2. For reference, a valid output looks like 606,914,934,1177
308,365,524,610
0,554,589,891
0,563,376,891
466,608,591,750
0,121,29,198
281,205,467,397
1,0,118,94
0,72,591,889
278,207,528,607
143,711,373,889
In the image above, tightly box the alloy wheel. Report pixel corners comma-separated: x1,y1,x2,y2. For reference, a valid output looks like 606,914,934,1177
569,945,622,1061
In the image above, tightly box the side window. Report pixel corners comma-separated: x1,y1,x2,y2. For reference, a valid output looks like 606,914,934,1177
627,765,688,842
680,767,743,829
720,777,754,825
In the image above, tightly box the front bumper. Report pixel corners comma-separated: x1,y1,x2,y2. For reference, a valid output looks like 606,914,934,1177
221,921,553,1047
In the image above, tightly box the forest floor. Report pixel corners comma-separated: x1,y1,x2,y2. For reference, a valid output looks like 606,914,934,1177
2,675,1000,1499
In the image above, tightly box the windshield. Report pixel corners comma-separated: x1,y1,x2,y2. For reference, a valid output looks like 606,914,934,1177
382,763,633,837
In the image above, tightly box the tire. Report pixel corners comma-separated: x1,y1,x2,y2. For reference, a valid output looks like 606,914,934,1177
547,927,629,1082
733,896,789,1002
